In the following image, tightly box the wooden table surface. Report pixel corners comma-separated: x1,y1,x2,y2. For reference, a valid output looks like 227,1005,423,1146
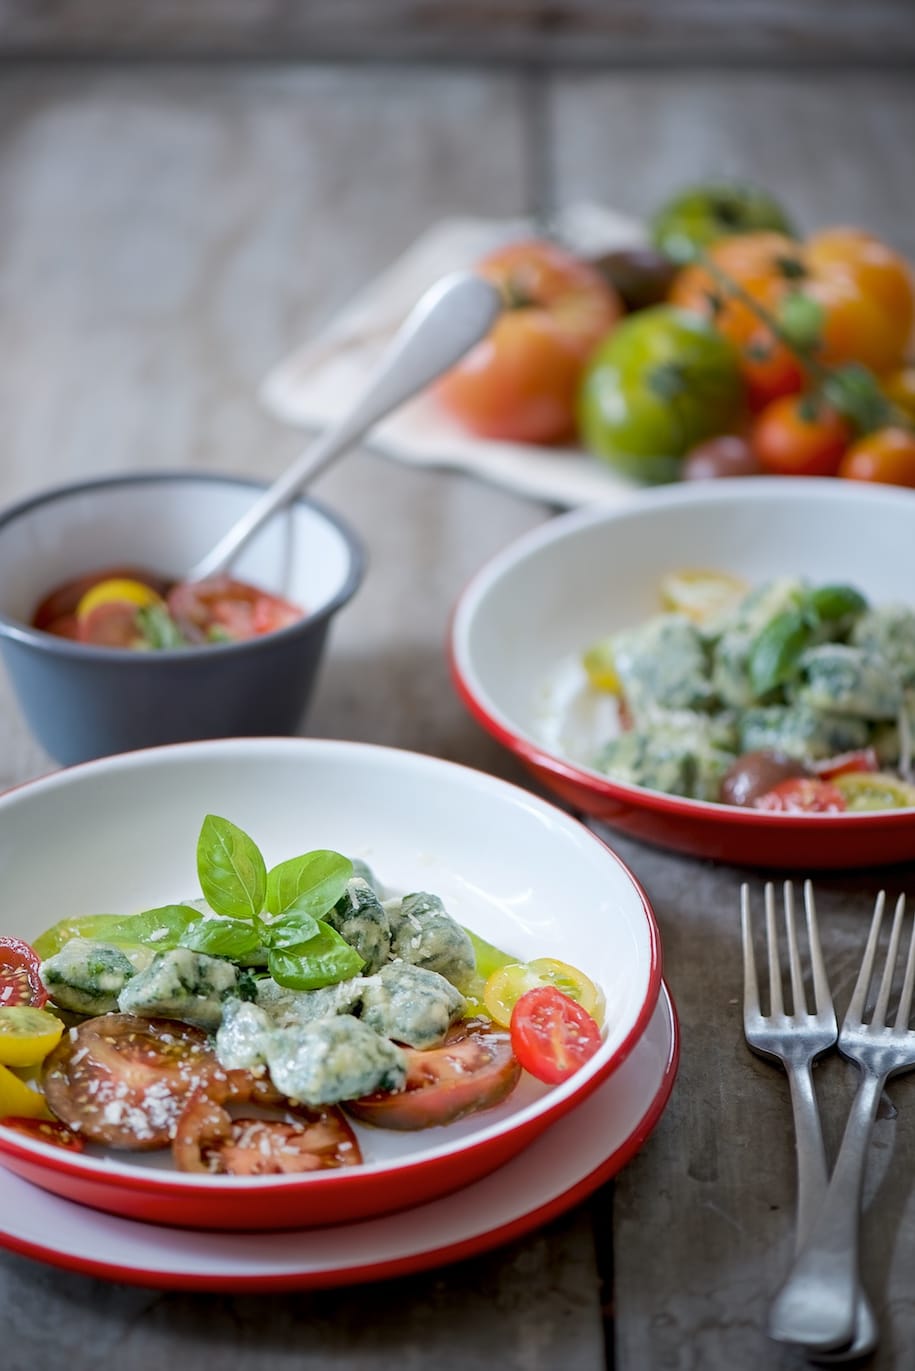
1,61,914,1371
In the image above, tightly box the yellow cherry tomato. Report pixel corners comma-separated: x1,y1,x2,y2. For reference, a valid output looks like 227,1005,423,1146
0,1006,64,1067
0,1061,51,1119
659,568,748,625
76,578,163,620
483,957,604,1028
582,637,621,693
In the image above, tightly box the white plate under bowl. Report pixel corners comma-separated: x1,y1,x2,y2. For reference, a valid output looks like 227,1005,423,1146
0,983,677,1290
451,478,915,870
0,737,661,1230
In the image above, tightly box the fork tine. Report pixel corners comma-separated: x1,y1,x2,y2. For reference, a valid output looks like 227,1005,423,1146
803,880,833,1019
893,898,914,1031
873,892,905,1027
846,890,886,1024
741,883,760,1019
765,882,784,1017
783,881,807,1017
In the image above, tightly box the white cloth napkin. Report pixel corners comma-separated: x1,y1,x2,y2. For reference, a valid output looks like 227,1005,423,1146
259,203,649,509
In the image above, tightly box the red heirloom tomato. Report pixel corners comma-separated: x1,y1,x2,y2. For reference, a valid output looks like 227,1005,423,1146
837,427,915,488
510,986,603,1084
753,778,847,813
752,395,852,477
345,1021,521,1130
0,938,48,1009
436,239,623,444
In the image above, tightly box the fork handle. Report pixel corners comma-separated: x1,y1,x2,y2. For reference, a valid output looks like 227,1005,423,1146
785,1060,830,1245
768,1070,885,1351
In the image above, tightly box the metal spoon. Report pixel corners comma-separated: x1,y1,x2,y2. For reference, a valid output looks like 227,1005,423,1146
185,271,501,584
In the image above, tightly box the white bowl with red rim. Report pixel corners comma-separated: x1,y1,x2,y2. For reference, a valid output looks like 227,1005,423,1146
0,737,662,1230
450,478,915,870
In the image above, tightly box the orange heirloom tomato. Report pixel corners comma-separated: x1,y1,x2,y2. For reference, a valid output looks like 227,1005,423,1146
752,395,852,477
436,239,623,444
670,229,915,403
881,366,915,424
837,427,915,488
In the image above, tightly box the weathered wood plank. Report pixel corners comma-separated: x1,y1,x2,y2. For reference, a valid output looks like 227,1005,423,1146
1,0,914,65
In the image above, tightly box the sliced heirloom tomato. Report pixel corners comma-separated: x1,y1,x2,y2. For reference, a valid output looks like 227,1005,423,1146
812,748,880,781
0,1063,50,1120
42,1013,221,1149
0,1006,63,1066
0,938,48,1009
484,958,604,1029
0,1117,85,1152
753,778,847,813
173,1072,362,1175
345,1021,521,1131
510,986,603,1085
167,576,303,644
832,772,915,812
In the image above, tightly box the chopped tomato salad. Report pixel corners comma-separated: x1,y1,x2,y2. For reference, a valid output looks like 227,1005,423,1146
32,565,304,650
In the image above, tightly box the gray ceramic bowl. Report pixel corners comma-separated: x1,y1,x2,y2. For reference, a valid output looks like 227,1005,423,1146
0,471,365,764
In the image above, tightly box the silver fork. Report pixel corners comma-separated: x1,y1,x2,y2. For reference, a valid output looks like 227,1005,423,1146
741,881,877,1361
769,891,915,1354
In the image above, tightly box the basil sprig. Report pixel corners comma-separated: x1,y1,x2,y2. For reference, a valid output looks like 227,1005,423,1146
185,815,359,989
749,584,869,698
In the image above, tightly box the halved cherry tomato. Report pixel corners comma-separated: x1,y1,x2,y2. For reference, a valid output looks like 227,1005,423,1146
0,1062,50,1119
74,577,165,647
42,1014,221,1149
167,576,302,644
0,1007,63,1067
483,958,603,1028
837,427,915,488
832,772,915,812
345,1021,521,1130
753,778,847,813
172,1072,362,1174
0,938,48,1009
812,748,880,781
510,986,603,1085
0,1116,85,1152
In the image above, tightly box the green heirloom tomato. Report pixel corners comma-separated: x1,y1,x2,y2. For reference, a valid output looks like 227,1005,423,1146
650,182,794,264
578,306,745,483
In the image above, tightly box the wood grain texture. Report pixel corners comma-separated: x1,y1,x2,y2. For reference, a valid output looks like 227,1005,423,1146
1,0,914,64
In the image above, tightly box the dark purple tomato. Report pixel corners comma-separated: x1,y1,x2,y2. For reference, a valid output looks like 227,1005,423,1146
589,248,679,313
682,435,763,481
720,751,810,807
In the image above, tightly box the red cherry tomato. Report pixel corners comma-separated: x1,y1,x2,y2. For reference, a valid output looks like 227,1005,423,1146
752,395,852,477
167,576,303,644
0,938,48,1009
42,1014,221,1149
812,748,880,781
753,778,847,813
345,1021,521,1130
510,986,603,1084
0,1116,85,1152
436,239,623,444
77,600,145,648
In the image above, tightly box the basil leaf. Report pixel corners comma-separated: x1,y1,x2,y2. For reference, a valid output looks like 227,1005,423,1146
267,922,364,990
264,850,353,920
197,815,267,920
749,609,813,697
179,918,262,959
265,911,321,950
106,904,203,947
134,602,186,651
806,584,868,624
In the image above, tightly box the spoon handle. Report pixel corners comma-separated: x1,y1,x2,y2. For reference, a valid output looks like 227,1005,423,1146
186,271,501,582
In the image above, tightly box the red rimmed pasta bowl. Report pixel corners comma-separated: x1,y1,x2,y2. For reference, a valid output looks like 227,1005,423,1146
450,478,915,870
0,737,662,1230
